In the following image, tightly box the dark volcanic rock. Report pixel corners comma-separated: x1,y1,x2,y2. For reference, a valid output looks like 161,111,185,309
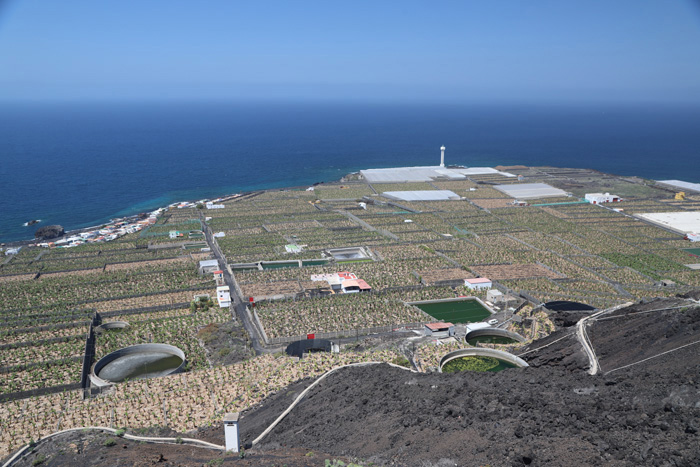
233,297,700,466
9,296,700,467
548,310,593,328
34,225,64,240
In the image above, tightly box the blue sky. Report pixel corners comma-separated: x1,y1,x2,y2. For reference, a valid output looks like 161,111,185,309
1,1,700,102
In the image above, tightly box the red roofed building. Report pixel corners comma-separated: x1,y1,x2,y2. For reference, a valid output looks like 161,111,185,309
425,322,455,338
465,277,493,290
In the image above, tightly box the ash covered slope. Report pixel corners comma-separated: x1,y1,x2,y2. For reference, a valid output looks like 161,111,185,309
246,298,700,466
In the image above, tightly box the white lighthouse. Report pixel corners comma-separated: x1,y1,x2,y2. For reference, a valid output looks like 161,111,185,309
440,145,446,167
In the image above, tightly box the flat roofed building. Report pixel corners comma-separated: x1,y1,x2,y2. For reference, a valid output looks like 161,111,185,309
494,183,568,199
216,286,231,307
199,259,219,275
657,180,700,194
486,289,504,303
585,193,621,204
465,277,493,290
381,190,461,202
360,166,515,183
635,211,700,235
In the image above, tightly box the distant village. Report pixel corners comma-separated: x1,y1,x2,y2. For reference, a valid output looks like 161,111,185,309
16,197,236,251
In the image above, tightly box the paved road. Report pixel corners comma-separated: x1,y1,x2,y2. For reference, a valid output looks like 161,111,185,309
575,301,633,375
201,218,265,355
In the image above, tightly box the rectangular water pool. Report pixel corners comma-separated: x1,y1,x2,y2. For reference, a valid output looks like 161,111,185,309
412,298,492,324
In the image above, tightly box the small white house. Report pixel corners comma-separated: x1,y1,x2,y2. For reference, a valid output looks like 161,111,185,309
216,286,231,307
465,277,493,290
199,259,219,275
585,193,620,204
486,289,505,303
425,322,455,338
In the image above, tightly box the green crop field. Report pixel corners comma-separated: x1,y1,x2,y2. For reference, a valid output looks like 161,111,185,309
413,299,491,323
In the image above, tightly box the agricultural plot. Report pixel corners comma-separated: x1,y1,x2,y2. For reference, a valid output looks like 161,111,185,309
0,267,212,310
0,350,402,458
3,164,700,460
471,263,564,280
370,182,437,193
314,184,375,199
418,267,473,285
255,293,427,338
95,306,229,371
600,253,687,280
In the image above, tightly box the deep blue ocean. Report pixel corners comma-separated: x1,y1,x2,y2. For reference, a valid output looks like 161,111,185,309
1,100,699,243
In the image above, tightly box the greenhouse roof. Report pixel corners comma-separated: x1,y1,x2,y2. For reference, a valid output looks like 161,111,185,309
381,190,461,201
494,183,568,199
361,166,514,183
657,180,700,194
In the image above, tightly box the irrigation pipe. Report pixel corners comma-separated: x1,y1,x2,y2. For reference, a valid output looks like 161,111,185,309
605,339,700,374
251,361,414,447
2,427,224,467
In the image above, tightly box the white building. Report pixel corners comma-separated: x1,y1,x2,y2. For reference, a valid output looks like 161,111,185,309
199,259,219,275
585,193,620,204
486,289,505,303
465,278,493,290
216,286,231,307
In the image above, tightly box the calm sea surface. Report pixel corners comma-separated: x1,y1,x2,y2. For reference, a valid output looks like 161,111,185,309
1,100,699,243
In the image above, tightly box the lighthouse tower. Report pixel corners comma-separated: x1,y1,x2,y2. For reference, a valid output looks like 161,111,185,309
440,146,446,167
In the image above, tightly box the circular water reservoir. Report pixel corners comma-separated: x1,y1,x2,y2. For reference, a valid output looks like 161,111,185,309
465,328,526,346
439,348,528,373
94,321,129,334
90,344,185,386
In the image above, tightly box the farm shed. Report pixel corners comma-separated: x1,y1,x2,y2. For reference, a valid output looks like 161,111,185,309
486,289,505,303
585,193,620,204
199,259,219,275
425,322,455,338
341,279,371,293
465,277,493,290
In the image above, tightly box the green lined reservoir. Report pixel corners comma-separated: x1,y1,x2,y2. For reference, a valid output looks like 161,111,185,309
467,335,519,345
412,298,491,323
442,356,517,373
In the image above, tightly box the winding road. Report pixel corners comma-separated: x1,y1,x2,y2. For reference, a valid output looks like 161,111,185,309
575,302,633,375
